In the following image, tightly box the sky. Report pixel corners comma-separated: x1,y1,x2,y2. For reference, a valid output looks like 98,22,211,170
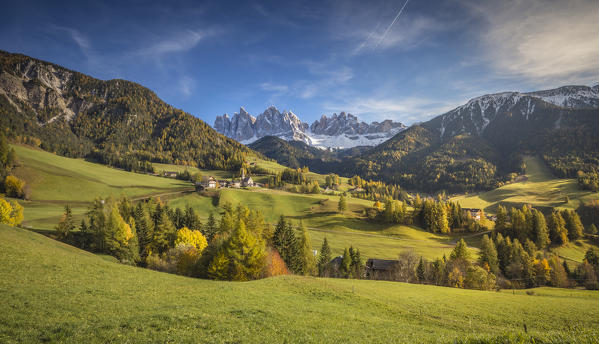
1,0,598,126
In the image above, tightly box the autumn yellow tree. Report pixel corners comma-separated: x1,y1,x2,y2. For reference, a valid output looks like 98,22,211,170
0,197,23,226
175,226,208,252
4,175,25,198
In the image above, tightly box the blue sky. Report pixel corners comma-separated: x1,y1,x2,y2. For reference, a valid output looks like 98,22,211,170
1,0,598,125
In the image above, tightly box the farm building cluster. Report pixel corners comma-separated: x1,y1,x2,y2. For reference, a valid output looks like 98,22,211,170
195,172,261,191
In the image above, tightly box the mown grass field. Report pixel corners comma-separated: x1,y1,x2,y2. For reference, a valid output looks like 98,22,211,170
1,224,598,343
452,156,599,213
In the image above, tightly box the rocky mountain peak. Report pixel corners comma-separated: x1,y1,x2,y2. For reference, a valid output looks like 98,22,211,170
428,84,599,140
213,107,405,148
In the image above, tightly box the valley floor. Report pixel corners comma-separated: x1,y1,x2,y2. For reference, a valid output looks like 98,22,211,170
1,225,598,343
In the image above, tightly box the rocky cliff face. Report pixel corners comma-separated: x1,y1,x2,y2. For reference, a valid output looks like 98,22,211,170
0,57,83,123
213,107,405,148
0,50,254,170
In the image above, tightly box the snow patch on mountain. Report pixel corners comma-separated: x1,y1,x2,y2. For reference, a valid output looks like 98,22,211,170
525,85,599,108
213,107,405,149
430,84,599,140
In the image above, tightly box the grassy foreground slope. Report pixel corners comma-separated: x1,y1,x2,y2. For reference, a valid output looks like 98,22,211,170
453,156,599,212
1,225,598,343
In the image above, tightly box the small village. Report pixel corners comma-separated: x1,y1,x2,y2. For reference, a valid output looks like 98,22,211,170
194,171,262,191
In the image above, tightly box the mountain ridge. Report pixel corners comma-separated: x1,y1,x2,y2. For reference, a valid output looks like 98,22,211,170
0,50,256,171
214,106,406,149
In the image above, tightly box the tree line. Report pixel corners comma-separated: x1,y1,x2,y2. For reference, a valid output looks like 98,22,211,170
57,197,364,281
365,194,484,233
495,205,584,248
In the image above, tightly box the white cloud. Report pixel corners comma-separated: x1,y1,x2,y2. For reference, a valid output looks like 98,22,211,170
178,76,195,97
471,0,599,86
140,29,206,57
324,96,460,124
260,82,288,93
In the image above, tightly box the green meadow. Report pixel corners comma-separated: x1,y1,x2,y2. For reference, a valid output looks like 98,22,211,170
10,145,597,263
167,188,461,260
1,224,598,344
11,145,191,230
453,156,599,212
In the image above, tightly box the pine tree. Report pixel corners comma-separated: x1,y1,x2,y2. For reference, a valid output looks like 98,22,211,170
204,212,217,242
273,216,301,273
134,202,154,260
182,205,202,231
383,198,394,223
548,211,568,245
152,209,176,254
338,195,347,213
225,221,267,281
349,246,364,279
435,202,450,234
532,209,550,249
298,221,316,276
207,249,230,280
563,210,584,241
340,248,351,278
495,205,508,232
588,224,598,235
55,205,75,240
479,235,499,275
317,237,332,276
511,208,528,243
417,256,426,282
450,239,470,261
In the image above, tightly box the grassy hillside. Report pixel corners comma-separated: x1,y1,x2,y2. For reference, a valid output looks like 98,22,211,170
1,225,598,343
11,144,459,260
168,188,459,260
453,156,599,212
11,145,191,229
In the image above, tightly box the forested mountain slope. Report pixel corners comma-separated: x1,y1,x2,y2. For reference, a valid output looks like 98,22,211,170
348,86,599,193
0,50,256,171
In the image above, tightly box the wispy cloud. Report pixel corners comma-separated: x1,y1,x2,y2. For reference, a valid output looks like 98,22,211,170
259,62,354,102
140,29,207,57
469,0,599,86
48,25,91,55
324,95,460,124
260,82,288,93
177,76,195,97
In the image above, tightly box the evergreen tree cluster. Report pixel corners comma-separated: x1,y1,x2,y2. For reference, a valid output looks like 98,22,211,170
272,217,316,275
267,168,321,194
316,237,364,279
348,175,409,202
411,195,481,233
63,196,365,281
495,205,583,248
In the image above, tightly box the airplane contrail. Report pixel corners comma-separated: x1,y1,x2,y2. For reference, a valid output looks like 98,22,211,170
375,0,411,49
